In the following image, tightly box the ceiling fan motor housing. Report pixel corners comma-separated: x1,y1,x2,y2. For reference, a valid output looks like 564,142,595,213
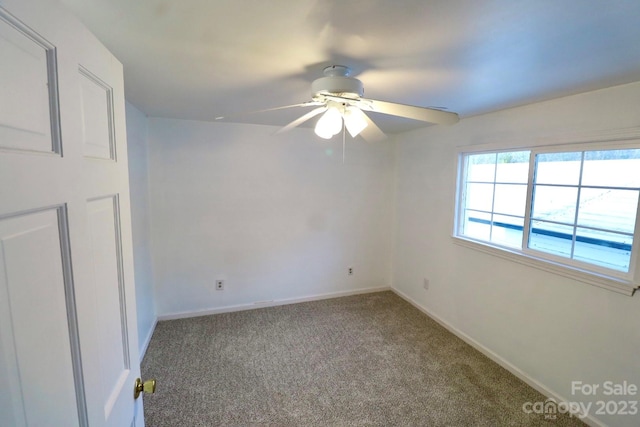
312,65,364,98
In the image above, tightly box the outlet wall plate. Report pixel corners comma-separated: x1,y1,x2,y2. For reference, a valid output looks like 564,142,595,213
216,280,224,290
423,278,429,290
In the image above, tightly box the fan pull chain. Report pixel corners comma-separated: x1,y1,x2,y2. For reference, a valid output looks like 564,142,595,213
342,121,346,163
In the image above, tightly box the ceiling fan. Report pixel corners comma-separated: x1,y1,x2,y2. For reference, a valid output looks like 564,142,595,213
216,65,459,142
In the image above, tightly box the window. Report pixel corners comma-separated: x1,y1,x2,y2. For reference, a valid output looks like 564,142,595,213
455,144,640,293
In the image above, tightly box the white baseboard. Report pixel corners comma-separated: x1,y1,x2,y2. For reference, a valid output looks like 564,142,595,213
391,288,606,427
157,286,392,321
139,318,157,363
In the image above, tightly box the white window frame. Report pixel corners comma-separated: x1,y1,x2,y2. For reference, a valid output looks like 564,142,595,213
453,137,640,296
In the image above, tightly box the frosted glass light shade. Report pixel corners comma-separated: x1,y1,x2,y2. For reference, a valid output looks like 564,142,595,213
344,107,368,138
315,107,342,139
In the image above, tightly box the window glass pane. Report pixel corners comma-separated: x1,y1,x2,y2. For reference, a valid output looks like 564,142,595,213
582,149,640,188
465,183,494,212
490,214,523,248
577,188,639,234
495,151,530,183
535,152,582,185
574,228,632,272
531,185,578,224
466,153,496,182
494,184,527,217
528,220,573,258
462,210,491,241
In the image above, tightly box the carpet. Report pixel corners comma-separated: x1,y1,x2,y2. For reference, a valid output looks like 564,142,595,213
141,291,584,426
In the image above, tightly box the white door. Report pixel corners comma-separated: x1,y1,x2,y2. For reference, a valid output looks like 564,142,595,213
0,0,144,426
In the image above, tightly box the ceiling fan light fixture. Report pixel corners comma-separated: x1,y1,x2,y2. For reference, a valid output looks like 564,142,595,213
226,64,459,142
343,107,368,138
314,106,342,139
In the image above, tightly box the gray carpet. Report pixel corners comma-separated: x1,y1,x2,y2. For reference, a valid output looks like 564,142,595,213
141,291,584,426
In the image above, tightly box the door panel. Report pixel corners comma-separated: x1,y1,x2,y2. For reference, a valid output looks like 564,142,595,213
0,208,80,427
79,67,115,160
0,11,60,154
86,196,134,425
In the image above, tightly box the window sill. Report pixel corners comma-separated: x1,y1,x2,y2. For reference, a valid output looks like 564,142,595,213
452,236,638,296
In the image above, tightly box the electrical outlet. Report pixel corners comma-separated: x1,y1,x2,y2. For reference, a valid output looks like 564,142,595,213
348,267,353,276
423,278,429,290
215,280,224,290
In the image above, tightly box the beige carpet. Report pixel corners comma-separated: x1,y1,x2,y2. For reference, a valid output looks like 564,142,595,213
141,291,584,426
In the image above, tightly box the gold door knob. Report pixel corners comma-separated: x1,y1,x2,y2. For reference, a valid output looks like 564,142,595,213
134,378,156,399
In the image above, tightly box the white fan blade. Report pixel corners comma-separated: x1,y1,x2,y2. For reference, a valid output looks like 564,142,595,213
359,98,459,125
358,111,386,143
215,101,321,120
276,106,327,134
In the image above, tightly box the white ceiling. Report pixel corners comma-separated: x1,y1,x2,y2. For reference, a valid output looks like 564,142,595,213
61,0,640,134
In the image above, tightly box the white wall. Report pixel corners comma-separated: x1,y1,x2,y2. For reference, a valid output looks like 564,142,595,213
147,119,394,316
125,102,157,357
392,81,640,427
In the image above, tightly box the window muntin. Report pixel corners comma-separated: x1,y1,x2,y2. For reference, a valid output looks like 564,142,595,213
457,146,640,279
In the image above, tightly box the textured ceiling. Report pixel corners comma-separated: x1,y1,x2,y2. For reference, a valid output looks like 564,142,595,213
61,0,640,134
